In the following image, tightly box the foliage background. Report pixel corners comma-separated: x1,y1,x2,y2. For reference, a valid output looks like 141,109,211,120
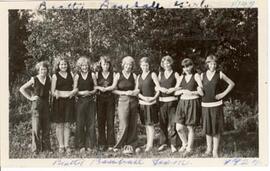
9,8,258,158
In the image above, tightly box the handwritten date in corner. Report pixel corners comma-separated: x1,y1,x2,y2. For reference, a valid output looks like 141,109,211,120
224,158,260,166
231,0,256,8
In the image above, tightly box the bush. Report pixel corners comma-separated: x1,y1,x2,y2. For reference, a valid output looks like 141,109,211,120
223,99,258,133
9,72,35,128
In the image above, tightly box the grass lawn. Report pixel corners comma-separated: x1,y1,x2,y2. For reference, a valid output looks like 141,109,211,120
9,117,258,158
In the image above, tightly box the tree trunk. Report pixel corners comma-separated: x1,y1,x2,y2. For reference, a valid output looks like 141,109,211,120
87,11,93,58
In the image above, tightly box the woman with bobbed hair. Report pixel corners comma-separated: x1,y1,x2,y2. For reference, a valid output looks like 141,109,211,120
19,61,52,154
174,58,204,156
157,55,180,153
74,56,97,153
112,56,139,154
51,56,77,154
95,56,118,151
136,57,160,152
201,55,235,158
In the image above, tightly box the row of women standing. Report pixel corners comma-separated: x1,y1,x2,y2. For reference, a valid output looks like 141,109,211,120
19,55,235,158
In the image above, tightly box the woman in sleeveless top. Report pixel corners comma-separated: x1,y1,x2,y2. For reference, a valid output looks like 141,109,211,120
19,61,51,154
74,57,97,153
174,58,204,156
95,56,117,151
51,57,77,154
136,57,160,152
112,56,139,154
201,55,235,158
157,55,181,153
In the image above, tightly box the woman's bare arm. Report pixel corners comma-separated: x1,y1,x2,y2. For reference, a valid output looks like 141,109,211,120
19,77,37,101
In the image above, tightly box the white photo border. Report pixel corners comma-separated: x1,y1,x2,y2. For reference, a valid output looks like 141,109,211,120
0,0,267,167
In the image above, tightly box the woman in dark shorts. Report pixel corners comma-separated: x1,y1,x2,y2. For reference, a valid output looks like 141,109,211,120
74,57,97,153
174,58,203,155
51,57,77,154
201,55,235,158
19,61,51,154
135,57,160,152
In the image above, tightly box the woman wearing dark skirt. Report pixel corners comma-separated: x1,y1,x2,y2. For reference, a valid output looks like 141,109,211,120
74,57,97,153
112,56,139,154
95,56,117,151
201,55,235,158
174,58,203,155
51,57,77,154
135,57,160,152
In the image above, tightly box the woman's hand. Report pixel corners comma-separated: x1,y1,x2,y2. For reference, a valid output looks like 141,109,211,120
181,89,193,95
54,91,60,99
174,89,183,96
175,87,182,91
166,88,175,94
158,87,168,93
140,96,148,102
92,89,97,94
126,90,138,96
30,95,39,101
69,90,77,98
78,90,90,97
85,89,97,97
99,87,106,92
148,97,156,102
155,86,159,92
215,92,225,100
125,90,133,96
104,87,110,92
81,91,90,97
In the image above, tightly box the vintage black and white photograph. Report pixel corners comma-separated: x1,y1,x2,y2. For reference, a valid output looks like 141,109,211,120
1,0,267,167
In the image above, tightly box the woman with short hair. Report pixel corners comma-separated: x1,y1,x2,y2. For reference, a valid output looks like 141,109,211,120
112,56,139,154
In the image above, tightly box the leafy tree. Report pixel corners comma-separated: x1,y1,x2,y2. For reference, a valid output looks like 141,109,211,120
9,10,31,90
20,8,258,104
